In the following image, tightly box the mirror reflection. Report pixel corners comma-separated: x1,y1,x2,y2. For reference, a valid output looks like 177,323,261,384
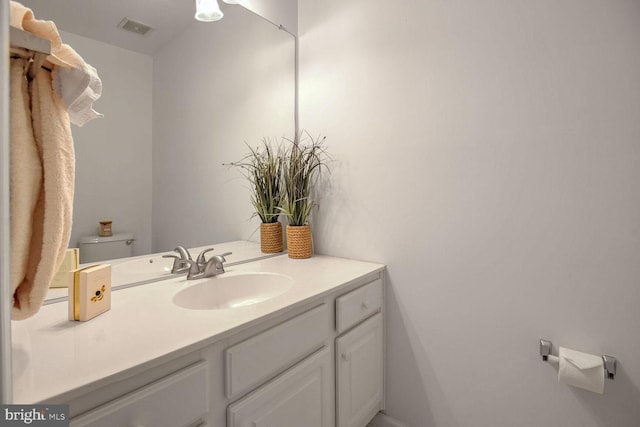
19,0,295,262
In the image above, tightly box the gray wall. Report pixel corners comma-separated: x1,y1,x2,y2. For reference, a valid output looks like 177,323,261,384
152,7,295,252
299,0,640,426
63,31,153,255
65,5,295,255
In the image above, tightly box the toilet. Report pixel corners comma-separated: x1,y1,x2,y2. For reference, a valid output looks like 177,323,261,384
78,233,135,264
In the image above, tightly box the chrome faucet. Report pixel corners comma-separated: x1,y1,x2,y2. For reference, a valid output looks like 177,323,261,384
174,246,192,262
186,251,232,280
162,246,193,274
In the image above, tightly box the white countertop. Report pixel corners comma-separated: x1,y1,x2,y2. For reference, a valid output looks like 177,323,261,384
12,254,384,404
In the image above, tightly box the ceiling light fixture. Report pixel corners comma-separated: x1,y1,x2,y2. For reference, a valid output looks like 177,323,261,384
195,0,224,22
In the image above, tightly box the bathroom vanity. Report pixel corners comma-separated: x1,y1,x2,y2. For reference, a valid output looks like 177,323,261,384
12,254,385,427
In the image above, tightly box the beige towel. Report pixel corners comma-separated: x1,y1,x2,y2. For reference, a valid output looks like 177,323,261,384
10,2,76,319
9,58,41,304
12,64,75,320
11,1,77,69
11,1,103,126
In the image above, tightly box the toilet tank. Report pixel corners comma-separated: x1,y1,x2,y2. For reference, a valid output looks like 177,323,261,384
78,233,135,263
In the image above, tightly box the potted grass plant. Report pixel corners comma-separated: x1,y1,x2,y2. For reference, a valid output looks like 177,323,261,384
227,139,285,253
280,132,329,259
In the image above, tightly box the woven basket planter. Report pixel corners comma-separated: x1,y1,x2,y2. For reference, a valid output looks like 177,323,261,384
260,222,283,253
286,224,312,259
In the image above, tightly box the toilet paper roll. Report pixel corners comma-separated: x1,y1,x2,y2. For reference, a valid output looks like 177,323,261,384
558,347,604,394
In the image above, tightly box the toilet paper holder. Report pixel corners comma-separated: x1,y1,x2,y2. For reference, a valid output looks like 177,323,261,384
539,339,617,380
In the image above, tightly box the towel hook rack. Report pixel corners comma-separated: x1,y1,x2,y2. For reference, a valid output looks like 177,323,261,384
539,339,617,380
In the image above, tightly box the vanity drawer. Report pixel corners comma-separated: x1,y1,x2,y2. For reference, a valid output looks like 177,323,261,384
226,304,329,399
335,278,383,333
70,361,208,427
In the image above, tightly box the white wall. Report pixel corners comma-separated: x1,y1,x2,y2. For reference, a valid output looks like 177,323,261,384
241,0,298,35
62,31,153,256
152,5,295,252
299,0,640,426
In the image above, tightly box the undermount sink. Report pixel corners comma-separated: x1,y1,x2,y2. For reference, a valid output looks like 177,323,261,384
172,272,294,310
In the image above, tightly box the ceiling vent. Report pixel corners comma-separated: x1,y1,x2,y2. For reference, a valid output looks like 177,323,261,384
118,18,154,36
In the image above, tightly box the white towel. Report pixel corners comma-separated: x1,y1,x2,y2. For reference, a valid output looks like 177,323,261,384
54,63,104,127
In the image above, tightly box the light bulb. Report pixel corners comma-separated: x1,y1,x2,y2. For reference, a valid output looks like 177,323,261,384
195,0,224,22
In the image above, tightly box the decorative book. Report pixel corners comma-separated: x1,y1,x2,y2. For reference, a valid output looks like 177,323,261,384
50,248,79,288
68,264,111,321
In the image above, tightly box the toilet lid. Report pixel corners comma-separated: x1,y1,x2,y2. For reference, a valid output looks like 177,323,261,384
78,233,134,244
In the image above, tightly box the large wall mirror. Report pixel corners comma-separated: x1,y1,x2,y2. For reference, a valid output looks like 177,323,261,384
19,0,296,258
0,1,294,400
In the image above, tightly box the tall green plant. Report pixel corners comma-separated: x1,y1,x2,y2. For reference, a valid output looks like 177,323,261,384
226,139,284,224
281,132,329,226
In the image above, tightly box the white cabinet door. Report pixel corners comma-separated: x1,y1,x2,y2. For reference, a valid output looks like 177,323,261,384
70,362,209,427
336,313,383,427
227,347,332,427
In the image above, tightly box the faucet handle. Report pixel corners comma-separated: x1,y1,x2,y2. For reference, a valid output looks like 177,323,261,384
210,252,232,266
174,246,192,260
163,254,190,274
201,252,233,277
196,248,215,267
